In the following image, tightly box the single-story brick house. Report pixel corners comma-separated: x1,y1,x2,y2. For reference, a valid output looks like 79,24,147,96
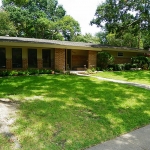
0,36,149,71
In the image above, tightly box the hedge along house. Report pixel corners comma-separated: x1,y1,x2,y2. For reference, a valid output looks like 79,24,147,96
0,36,148,71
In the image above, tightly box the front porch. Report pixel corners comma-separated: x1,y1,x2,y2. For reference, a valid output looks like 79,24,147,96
0,47,97,71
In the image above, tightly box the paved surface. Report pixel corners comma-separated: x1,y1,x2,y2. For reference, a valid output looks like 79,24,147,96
0,99,21,149
94,76,150,90
86,124,150,150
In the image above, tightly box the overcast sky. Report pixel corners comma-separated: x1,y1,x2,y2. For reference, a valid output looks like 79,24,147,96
58,0,105,35
0,0,105,35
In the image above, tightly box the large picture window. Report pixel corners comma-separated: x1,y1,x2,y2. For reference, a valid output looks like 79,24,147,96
42,49,51,68
28,49,37,68
0,48,6,68
12,48,22,68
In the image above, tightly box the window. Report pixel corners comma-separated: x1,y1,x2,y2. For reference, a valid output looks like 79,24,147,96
28,49,37,68
0,48,6,68
12,48,22,68
118,52,123,57
42,49,51,68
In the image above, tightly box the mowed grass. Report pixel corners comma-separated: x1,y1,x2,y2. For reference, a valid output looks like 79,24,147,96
0,135,12,150
0,74,150,149
93,70,150,85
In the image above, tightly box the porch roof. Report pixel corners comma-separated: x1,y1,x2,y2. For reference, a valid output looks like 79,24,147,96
0,36,148,53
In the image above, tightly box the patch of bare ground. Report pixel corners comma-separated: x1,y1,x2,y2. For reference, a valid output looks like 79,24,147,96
0,98,21,149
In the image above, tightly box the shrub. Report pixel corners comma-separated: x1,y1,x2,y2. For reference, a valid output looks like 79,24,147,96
0,69,52,77
131,55,150,69
124,63,132,70
97,51,114,70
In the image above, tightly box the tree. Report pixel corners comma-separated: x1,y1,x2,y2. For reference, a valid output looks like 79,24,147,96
3,0,81,40
72,33,99,43
91,0,150,49
0,11,17,36
3,0,29,6
58,15,81,41
95,31,108,45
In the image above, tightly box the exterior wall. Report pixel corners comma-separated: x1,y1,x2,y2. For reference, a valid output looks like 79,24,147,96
88,51,97,69
107,51,144,64
0,45,147,71
55,48,65,71
71,50,88,69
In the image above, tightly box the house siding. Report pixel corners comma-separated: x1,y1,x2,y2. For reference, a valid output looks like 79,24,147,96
88,51,97,68
107,51,142,64
6,58,12,70
22,59,28,69
55,48,65,71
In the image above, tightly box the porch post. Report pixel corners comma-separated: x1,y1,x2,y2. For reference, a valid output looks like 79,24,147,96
88,51,97,69
55,48,65,71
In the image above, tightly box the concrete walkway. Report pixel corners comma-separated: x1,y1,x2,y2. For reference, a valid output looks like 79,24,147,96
86,124,150,150
85,76,150,150
93,76,150,90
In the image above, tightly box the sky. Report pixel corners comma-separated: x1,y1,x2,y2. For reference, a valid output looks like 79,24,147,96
0,0,105,35
58,0,105,35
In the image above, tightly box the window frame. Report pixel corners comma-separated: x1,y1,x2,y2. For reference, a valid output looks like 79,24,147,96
0,48,6,69
12,48,22,68
118,52,124,57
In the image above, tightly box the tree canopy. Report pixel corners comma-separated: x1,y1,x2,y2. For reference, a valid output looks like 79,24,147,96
0,11,17,36
91,0,150,49
1,0,81,41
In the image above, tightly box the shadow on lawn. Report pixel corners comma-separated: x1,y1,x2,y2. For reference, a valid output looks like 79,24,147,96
0,75,150,150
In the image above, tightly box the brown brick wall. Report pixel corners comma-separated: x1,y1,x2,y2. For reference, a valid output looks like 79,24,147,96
6,59,12,70
37,59,43,69
55,49,65,71
22,59,28,69
114,57,131,64
88,51,97,69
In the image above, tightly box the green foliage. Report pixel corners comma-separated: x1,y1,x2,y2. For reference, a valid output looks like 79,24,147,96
3,0,29,6
91,0,150,49
3,0,81,40
106,32,139,48
58,15,81,41
97,51,114,70
86,67,96,74
0,11,17,36
95,31,108,45
0,69,52,77
131,55,150,69
72,33,99,43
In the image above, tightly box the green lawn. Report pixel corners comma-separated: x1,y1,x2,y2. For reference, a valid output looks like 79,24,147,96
0,135,12,150
0,74,150,150
93,70,150,85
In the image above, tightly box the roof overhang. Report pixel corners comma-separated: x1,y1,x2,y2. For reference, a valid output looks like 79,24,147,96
0,41,102,51
0,36,149,53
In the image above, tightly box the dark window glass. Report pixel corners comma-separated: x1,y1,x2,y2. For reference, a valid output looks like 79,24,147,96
118,52,123,57
42,49,51,68
0,48,6,68
67,49,71,69
28,49,37,68
12,48,22,68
